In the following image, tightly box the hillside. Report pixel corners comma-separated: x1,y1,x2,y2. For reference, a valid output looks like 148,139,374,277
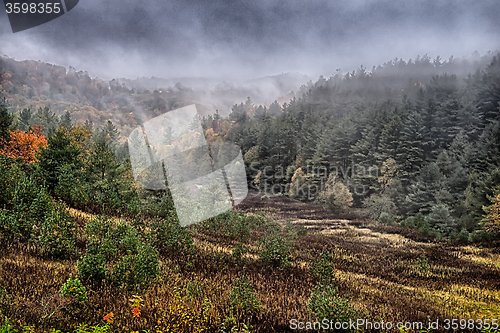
0,56,308,139
0,51,500,332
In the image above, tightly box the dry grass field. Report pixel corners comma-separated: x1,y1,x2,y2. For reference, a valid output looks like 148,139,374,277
0,192,499,332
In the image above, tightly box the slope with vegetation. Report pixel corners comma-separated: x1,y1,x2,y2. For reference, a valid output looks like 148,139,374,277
205,52,500,242
0,52,499,332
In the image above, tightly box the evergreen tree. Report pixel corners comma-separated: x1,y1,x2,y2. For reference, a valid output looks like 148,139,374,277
397,110,425,186
0,99,13,143
86,138,138,212
268,100,282,116
477,54,500,124
18,108,32,131
36,128,82,191
31,107,59,135
377,114,402,164
60,110,73,129
406,163,447,215
426,203,457,236
96,120,120,147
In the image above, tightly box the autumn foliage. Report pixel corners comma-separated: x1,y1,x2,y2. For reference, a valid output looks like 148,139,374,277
483,193,500,233
0,125,48,163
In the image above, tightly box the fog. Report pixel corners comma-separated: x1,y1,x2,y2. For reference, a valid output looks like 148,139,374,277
0,0,499,81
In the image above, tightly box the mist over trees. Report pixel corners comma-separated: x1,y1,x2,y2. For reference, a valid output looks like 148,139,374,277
201,52,500,241
1,51,500,241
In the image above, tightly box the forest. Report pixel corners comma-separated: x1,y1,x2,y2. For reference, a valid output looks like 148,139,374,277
203,52,500,241
0,51,499,332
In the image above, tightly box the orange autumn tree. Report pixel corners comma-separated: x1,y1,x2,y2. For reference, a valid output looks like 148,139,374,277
0,125,48,163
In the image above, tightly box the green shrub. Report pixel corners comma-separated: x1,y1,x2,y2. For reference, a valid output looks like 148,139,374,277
243,213,268,229
259,233,291,269
426,204,457,236
60,275,87,305
74,323,111,333
38,201,77,257
55,164,90,207
378,212,394,225
27,187,53,229
0,175,55,244
112,243,160,290
307,283,357,329
468,229,492,243
363,194,397,220
231,215,251,240
198,210,267,240
284,222,294,234
231,243,248,262
229,275,262,317
417,216,431,235
310,250,335,283
7,176,54,242
151,217,194,256
0,155,24,208
413,213,426,229
457,228,470,243
77,253,108,283
12,174,40,214
296,225,308,236
401,215,416,228
414,253,430,275
141,189,177,218
84,215,114,240
0,209,19,240
82,215,160,290
85,216,144,259
0,317,16,333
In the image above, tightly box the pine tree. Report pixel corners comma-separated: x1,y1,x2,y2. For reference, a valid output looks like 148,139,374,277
0,99,13,143
60,110,73,129
377,114,402,164
86,138,138,211
31,107,59,135
313,118,355,176
406,163,447,214
271,113,298,173
18,108,32,131
268,100,282,116
37,128,82,191
96,120,120,147
477,54,500,124
298,111,325,163
426,203,457,236
397,110,425,186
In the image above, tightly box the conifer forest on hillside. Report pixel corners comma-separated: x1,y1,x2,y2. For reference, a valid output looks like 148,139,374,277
0,51,499,332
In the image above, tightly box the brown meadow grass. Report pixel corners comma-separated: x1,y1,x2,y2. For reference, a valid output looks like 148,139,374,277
0,192,499,332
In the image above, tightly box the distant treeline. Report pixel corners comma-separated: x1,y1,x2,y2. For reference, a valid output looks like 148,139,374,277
201,52,500,241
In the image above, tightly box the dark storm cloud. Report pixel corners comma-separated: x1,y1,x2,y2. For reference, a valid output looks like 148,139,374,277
0,0,499,79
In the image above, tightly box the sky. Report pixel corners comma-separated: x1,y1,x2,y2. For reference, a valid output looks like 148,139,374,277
1,0,499,80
